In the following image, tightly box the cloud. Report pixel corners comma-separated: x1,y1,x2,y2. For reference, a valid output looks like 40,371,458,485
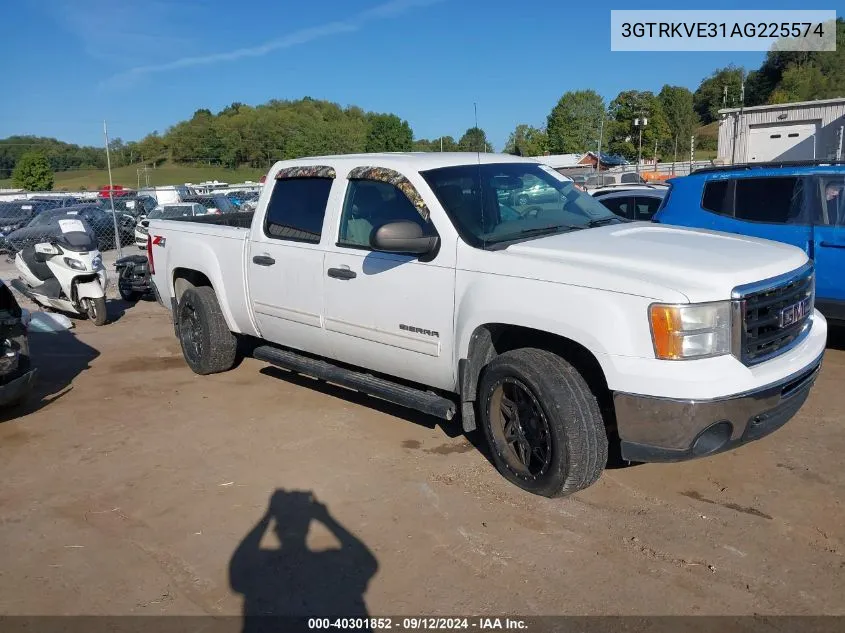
105,0,444,85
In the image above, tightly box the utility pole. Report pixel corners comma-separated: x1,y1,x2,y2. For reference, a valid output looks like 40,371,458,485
596,119,604,174
634,117,648,176
440,136,443,152
653,137,658,172
672,134,678,175
690,134,696,173
103,120,122,259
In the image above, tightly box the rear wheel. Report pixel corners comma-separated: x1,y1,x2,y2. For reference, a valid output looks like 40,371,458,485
119,286,142,302
478,348,608,497
177,286,237,375
84,296,108,326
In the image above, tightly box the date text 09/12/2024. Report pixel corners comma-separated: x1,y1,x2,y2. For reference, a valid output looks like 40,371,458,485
307,618,528,630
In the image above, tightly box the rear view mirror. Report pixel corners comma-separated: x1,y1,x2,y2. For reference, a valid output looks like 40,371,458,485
370,221,439,255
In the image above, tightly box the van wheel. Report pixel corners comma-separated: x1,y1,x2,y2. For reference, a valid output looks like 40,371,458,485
177,286,237,375
84,297,108,326
478,348,608,497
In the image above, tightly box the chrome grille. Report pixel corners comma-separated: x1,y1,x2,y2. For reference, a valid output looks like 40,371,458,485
732,263,814,366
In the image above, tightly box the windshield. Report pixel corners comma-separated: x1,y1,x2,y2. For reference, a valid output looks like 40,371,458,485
27,207,95,227
0,202,37,220
420,163,624,248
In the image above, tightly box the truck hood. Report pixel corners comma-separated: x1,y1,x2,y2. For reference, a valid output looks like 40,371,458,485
495,223,809,303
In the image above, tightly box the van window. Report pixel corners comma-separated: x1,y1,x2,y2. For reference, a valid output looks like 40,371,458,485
734,177,800,224
702,180,731,215
620,173,641,184
819,176,845,227
264,178,333,243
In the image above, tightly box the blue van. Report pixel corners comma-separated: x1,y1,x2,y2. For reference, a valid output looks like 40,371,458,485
654,162,845,325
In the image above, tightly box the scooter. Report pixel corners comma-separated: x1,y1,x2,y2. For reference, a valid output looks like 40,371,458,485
9,219,109,326
115,254,152,302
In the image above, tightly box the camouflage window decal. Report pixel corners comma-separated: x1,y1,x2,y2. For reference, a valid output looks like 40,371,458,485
347,166,430,221
275,165,337,180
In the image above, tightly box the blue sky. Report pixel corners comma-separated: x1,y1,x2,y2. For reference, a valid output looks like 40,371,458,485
0,0,818,151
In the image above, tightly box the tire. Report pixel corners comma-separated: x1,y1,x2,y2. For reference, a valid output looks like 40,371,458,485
478,348,608,497
177,286,237,375
84,296,108,326
119,286,142,302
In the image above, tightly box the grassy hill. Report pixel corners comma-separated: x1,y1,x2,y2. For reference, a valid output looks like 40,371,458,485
1,161,267,192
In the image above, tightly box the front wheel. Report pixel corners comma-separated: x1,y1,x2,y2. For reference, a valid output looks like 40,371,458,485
84,296,108,326
478,348,608,497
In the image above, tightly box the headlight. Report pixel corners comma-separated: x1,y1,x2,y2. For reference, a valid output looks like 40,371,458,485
64,257,86,271
649,301,732,360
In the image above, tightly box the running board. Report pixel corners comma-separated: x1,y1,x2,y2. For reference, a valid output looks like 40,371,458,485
253,345,456,421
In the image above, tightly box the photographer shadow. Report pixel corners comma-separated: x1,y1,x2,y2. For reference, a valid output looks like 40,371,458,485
229,489,378,632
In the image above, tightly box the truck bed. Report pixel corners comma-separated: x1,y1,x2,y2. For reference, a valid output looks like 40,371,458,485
172,211,255,229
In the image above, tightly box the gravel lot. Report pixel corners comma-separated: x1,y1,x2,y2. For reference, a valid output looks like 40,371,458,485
0,298,843,618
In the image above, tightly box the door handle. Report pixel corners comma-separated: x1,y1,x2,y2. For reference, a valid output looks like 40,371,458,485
327,267,357,280
819,241,845,249
252,255,276,266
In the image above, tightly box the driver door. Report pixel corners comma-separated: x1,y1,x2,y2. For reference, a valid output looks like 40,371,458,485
323,175,456,390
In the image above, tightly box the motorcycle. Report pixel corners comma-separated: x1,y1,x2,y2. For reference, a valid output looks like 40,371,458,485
9,218,109,326
115,254,152,302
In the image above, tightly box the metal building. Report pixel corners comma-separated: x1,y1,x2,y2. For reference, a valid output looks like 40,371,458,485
717,97,845,164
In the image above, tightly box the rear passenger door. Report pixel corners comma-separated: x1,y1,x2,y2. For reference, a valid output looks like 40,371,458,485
699,176,812,255
248,172,339,358
811,174,845,317
322,170,456,390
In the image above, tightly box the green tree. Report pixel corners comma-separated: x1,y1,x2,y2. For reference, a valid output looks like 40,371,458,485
137,132,167,162
606,90,671,162
457,127,494,152
693,66,745,123
503,124,548,156
412,136,458,152
657,85,699,158
546,90,605,154
745,18,845,105
12,151,54,190
365,113,413,152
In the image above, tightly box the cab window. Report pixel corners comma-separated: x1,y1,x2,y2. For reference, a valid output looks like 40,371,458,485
264,178,333,243
338,180,431,248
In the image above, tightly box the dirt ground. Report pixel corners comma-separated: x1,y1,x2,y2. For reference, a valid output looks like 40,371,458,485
0,298,843,618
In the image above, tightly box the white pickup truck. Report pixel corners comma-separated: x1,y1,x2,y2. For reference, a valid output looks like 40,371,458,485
148,153,826,497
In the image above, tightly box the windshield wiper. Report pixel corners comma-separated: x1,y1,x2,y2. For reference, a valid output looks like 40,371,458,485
586,217,624,227
515,224,582,238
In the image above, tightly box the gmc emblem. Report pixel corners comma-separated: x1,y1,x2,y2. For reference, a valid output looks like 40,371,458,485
778,297,811,329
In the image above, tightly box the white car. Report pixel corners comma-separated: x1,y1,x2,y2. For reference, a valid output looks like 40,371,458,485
146,153,826,497
134,203,207,248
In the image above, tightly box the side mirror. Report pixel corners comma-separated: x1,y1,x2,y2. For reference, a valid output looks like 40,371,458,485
370,221,438,255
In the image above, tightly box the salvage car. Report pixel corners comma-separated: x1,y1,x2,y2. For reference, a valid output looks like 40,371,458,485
134,203,208,248
0,280,36,409
5,206,135,254
594,188,666,221
146,153,826,498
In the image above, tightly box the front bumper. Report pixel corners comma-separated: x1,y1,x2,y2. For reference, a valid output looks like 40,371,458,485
0,369,37,408
614,354,823,462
